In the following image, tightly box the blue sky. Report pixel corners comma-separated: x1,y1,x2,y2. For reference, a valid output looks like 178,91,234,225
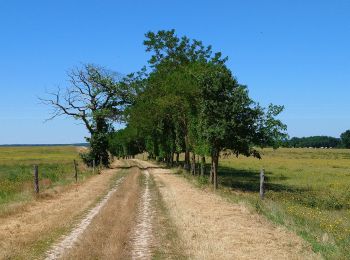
0,0,349,144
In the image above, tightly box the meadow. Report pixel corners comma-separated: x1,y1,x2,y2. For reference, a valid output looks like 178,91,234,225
179,148,350,259
0,146,92,210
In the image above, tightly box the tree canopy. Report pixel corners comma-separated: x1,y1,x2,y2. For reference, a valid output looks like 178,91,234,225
111,30,287,188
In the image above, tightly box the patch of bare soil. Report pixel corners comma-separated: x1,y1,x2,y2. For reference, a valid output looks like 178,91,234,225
133,160,319,260
62,167,141,259
0,168,121,259
130,159,158,168
110,159,128,168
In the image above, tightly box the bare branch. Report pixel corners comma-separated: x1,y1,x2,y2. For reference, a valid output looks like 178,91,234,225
39,64,131,136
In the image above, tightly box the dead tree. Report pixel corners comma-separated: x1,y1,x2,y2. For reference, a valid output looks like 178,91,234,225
40,64,133,166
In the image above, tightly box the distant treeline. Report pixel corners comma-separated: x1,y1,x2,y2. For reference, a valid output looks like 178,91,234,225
282,136,341,148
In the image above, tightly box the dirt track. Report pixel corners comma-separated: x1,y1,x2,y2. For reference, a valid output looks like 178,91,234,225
62,167,142,259
0,159,319,259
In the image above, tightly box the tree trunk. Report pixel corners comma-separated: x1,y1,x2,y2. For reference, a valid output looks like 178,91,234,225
184,151,190,170
196,155,200,174
176,152,179,165
200,156,206,176
191,152,196,175
170,152,174,167
209,155,214,184
184,134,190,171
213,151,219,190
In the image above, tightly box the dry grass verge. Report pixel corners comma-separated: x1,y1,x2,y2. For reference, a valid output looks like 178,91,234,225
151,167,320,260
150,174,187,259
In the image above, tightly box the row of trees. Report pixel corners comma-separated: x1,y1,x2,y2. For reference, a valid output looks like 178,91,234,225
108,30,287,188
283,136,341,148
43,30,287,189
282,131,350,148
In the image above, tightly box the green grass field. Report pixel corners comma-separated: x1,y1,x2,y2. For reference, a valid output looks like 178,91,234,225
178,148,350,259
0,146,92,209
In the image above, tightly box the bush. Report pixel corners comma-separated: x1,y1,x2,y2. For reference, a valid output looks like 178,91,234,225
80,152,95,167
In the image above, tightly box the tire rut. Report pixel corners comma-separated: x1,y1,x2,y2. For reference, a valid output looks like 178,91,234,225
130,170,154,260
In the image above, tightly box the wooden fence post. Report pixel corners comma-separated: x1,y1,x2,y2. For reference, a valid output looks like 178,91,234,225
74,160,78,183
93,159,95,174
33,165,39,194
260,168,265,199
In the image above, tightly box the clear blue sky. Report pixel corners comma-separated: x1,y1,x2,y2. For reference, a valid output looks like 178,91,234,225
0,0,349,144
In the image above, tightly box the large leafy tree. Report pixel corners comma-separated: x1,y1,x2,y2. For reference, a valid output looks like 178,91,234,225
341,130,350,148
41,64,132,166
137,29,226,168
197,63,287,189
